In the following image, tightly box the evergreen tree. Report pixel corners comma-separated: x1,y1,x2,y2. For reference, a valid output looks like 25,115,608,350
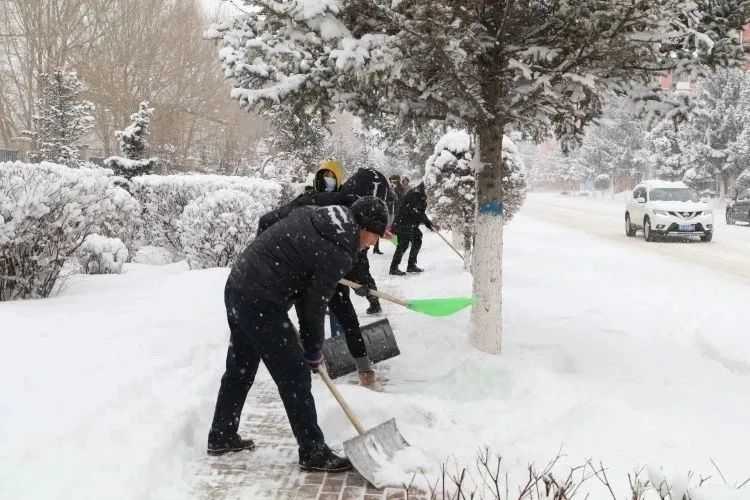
117,101,153,160
105,101,158,180
30,70,95,167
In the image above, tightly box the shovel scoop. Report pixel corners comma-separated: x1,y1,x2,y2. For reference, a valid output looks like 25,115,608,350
318,365,410,488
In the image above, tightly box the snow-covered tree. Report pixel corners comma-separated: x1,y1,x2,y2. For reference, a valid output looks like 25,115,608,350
424,130,475,264
29,70,95,167
425,130,526,268
211,0,746,354
118,101,153,160
573,96,649,186
681,69,746,195
647,119,687,181
105,102,158,180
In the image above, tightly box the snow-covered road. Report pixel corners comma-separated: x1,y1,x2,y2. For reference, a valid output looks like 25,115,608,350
522,192,750,284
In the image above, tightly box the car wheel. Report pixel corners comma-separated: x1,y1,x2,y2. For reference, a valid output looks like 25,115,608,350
625,214,636,237
726,209,734,225
643,217,655,242
701,231,713,242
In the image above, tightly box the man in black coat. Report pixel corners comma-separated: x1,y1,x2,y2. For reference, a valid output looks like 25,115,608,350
257,168,391,385
389,182,434,275
207,198,388,472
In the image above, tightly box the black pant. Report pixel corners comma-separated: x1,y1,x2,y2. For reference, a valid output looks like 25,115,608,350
390,227,422,270
328,285,367,359
209,287,325,454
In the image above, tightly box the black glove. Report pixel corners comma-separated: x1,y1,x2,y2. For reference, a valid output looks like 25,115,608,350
354,285,371,297
303,351,324,372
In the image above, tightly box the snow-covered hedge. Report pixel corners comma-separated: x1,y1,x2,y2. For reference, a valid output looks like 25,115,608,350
0,161,140,300
77,234,128,274
130,174,282,257
179,189,265,269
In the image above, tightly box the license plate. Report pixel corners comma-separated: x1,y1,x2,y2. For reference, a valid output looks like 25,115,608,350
679,224,695,232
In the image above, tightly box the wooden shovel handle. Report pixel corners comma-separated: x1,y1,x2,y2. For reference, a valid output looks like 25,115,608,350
317,364,367,435
339,278,410,307
434,231,466,262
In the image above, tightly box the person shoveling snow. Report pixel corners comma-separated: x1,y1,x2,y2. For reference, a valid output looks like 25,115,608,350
207,197,387,472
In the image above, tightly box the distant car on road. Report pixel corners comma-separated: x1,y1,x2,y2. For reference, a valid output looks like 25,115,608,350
625,180,714,242
726,187,750,225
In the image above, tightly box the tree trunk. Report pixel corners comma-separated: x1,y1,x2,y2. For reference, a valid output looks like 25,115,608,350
470,122,504,354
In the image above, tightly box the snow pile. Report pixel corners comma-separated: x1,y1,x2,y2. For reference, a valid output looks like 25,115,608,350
0,161,139,300
130,174,282,257
178,189,265,269
132,245,174,265
77,234,129,274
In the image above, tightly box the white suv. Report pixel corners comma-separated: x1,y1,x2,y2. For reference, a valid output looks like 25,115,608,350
625,180,714,242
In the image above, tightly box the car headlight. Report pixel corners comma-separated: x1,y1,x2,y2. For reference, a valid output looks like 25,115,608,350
702,210,712,216
654,210,669,216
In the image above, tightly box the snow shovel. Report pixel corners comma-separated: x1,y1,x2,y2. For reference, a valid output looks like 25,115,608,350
322,318,400,379
339,278,473,317
318,363,410,488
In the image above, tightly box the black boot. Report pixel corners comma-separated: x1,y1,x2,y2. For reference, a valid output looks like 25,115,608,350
406,265,424,273
366,299,382,315
207,432,256,456
389,268,406,276
299,445,352,472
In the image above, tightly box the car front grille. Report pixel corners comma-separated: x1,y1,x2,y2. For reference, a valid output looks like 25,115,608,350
668,211,703,218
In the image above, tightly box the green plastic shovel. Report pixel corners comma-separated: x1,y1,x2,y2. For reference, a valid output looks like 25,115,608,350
339,278,473,317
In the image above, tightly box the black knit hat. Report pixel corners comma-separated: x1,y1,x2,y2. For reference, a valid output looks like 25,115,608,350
350,196,388,236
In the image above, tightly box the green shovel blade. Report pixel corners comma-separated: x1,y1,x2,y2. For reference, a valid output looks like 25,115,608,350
406,297,474,316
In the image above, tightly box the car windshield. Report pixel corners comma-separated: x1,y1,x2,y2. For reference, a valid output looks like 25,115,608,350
649,188,699,202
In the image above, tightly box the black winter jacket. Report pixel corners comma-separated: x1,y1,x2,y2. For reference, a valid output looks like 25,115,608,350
394,185,432,231
227,206,359,354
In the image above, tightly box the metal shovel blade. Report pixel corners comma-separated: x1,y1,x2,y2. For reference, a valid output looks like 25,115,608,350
322,319,400,379
343,418,410,489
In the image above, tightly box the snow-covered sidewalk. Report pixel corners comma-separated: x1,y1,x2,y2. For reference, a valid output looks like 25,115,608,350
3,202,750,499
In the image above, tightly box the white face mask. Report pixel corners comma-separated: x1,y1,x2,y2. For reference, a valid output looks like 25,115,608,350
324,177,336,192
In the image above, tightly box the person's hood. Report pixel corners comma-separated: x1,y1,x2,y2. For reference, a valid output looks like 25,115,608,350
314,160,344,192
310,205,359,253
340,167,389,201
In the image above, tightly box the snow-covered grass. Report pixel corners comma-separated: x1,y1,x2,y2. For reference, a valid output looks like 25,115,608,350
3,197,750,499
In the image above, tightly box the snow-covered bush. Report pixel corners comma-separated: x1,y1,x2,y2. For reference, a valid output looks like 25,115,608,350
594,173,611,191
77,234,128,274
130,174,282,257
424,130,475,263
0,161,140,300
178,189,264,269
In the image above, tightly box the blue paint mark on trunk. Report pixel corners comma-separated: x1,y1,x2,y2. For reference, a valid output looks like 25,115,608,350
479,201,503,216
